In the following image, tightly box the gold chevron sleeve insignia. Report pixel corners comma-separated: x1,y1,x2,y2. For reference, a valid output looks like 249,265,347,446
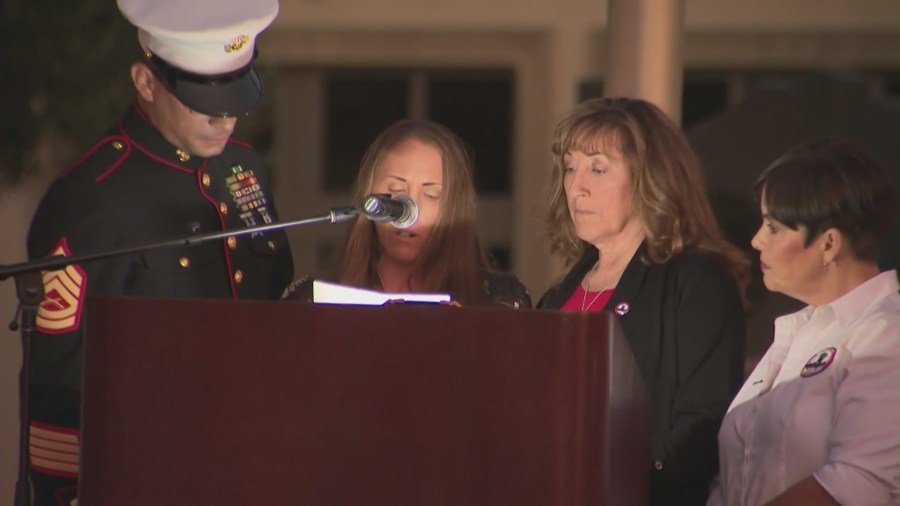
29,421,80,478
36,238,87,334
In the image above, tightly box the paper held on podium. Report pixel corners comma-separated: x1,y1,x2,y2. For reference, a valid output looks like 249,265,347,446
312,280,451,305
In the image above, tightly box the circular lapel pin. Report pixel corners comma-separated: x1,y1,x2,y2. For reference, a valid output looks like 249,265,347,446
614,302,630,316
800,347,837,377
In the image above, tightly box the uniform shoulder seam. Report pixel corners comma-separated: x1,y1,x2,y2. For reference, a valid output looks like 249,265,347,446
59,135,131,183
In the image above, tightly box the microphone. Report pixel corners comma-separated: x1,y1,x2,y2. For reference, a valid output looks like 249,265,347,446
360,193,418,229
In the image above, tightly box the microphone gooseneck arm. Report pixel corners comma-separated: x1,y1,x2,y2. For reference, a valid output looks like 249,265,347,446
0,206,360,281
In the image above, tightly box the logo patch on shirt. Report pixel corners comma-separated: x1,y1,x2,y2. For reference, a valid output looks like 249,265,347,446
36,238,86,334
800,347,837,377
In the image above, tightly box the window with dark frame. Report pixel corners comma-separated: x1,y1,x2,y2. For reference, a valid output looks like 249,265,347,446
321,68,514,194
427,71,514,193
577,74,730,129
324,71,410,191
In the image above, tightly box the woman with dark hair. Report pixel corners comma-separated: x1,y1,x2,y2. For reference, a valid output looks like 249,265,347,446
283,118,530,308
537,97,749,505
708,138,899,506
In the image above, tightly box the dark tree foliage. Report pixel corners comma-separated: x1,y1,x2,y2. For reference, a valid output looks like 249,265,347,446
1,0,136,181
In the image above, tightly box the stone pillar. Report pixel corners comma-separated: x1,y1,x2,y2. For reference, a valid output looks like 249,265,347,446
605,0,685,122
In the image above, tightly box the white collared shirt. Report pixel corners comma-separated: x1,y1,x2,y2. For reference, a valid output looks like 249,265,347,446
708,271,900,506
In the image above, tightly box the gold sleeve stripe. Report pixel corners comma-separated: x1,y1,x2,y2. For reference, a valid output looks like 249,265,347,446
30,456,79,476
30,446,79,465
64,264,84,284
30,425,79,444
29,436,78,455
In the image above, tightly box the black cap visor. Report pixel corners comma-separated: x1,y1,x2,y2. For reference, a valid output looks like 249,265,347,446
147,52,263,118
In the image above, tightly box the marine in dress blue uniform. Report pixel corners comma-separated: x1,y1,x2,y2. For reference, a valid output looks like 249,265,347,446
24,1,291,503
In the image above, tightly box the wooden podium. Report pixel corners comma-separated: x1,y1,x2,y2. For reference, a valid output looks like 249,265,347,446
80,297,650,505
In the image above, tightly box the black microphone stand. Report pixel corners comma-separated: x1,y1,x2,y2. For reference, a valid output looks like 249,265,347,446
2,205,359,506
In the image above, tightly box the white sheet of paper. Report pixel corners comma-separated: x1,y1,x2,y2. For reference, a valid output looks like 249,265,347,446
312,280,451,305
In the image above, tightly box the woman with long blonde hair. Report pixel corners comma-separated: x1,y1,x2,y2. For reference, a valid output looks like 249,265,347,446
284,119,530,308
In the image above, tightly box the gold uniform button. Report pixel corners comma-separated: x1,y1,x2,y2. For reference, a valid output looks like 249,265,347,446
267,240,275,250
226,236,237,249
111,141,124,150
179,257,190,268
233,270,244,284
201,173,211,187
219,202,228,215
175,149,190,162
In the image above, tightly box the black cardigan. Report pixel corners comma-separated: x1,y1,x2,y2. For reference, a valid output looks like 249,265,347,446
539,243,745,506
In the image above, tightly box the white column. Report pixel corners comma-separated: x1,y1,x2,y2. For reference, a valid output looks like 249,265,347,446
513,27,592,297
605,0,686,122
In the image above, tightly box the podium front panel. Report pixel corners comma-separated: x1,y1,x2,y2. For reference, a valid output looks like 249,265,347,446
80,297,649,505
